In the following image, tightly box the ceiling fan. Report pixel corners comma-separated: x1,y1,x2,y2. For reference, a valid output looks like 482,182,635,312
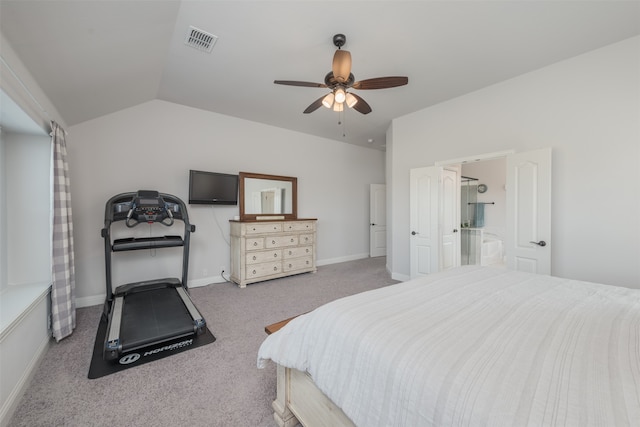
274,34,408,115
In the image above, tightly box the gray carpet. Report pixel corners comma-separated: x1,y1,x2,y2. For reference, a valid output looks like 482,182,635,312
9,257,397,427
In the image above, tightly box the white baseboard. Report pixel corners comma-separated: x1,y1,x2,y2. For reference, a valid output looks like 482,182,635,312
188,274,226,288
76,274,227,308
316,253,369,267
78,256,381,305
391,272,410,282
76,294,105,309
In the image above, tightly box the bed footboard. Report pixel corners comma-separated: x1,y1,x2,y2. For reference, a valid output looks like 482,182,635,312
273,364,355,427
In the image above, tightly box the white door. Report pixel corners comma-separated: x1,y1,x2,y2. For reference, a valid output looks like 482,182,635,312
440,168,460,271
369,184,386,257
506,148,552,274
410,167,440,278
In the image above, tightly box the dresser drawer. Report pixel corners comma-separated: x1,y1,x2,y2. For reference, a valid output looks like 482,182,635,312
265,235,298,248
246,262,281,278
283,221,315,232
283,256,314,272
246,223,283,234
246,237,264,250
246,249,281,265
298,233,314,245
284,246,313,259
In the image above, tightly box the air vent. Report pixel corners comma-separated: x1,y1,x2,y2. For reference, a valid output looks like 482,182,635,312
184,26,217,53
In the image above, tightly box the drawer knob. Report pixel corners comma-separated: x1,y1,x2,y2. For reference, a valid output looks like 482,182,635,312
272,240,276,244
288,263,292,268
288,251,292,255
273,266,278,271
252,270,256,274
253,242,258,246
253,256,257,260
290,238,294,242
306,249,309,253
274,253,278,258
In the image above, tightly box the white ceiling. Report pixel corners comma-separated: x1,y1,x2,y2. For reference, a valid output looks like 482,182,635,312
1,1,639,150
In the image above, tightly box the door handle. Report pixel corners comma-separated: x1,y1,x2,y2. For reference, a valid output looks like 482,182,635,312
453,229,458,233
411,231,419,235
530,240,547,247
370,223,376,226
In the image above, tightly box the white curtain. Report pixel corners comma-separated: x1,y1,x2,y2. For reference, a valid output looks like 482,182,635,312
50,121,76,341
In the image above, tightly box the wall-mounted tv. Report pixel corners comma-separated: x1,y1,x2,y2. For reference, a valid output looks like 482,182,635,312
188,170,239,205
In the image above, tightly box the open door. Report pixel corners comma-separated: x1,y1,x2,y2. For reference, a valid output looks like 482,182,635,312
409,167,440,278
440,168,460,271
506,148,552,274
369,184,386,257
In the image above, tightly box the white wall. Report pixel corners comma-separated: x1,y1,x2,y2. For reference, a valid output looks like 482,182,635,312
68,100,386,305
389,36,640,288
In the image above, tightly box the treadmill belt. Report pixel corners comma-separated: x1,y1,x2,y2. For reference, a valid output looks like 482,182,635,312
120,287,195,351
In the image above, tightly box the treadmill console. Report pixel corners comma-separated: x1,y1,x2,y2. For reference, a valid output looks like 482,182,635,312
126,191,174,227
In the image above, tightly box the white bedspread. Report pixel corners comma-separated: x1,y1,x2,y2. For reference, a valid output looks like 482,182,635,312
258,266,640,427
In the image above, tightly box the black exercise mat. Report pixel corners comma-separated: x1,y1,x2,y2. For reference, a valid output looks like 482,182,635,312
88,315,215,379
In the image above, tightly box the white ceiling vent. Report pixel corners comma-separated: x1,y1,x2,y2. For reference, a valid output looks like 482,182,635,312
184,26,217,53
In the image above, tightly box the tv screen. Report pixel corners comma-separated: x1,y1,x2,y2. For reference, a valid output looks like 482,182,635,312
188,170,239,205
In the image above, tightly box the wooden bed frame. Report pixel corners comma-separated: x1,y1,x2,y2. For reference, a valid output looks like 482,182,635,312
266,316,354,426
272,363,355,427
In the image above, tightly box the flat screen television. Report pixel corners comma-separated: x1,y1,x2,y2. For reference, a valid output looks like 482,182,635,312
188,170,239,205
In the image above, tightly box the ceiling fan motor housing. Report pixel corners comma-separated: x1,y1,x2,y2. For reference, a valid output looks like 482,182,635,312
333,34,346,48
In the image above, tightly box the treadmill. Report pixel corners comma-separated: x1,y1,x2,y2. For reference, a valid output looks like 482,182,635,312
101,190,206,362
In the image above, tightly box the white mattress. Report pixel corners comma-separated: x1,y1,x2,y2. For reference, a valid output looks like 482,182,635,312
258,266,640,426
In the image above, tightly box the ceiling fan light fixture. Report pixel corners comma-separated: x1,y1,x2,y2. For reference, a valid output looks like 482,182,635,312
333,102,344,112
345,92,358,108
322,93,335,109
334,87,346,104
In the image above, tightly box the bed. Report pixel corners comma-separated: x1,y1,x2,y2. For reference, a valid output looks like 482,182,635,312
258,266,640,427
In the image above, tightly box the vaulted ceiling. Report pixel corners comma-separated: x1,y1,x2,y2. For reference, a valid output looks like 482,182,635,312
1,1,639,150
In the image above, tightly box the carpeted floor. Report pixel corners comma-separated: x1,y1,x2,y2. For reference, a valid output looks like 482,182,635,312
8,257,397,427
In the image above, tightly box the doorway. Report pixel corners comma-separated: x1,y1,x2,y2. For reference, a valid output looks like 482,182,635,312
409,148,551,278
459,157,506,267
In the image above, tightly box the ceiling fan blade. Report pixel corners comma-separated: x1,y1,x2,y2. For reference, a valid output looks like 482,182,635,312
332,49,352,83
303,96,326,114
352,76,408,90
274,80,327,88
349,93,372,114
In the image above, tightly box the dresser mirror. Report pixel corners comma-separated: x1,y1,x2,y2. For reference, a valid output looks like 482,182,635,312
239,172,297,220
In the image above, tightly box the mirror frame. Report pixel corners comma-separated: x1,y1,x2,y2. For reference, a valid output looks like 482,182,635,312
239,172,297,221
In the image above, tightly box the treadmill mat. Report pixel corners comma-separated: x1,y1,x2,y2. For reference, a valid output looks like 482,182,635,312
88,311,215,379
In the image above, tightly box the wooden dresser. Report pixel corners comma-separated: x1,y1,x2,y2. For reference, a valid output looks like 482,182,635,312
229,219,317,288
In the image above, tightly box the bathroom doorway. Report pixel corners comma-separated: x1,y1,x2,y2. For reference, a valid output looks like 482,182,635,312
410,148,551,278
459,157,506,267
